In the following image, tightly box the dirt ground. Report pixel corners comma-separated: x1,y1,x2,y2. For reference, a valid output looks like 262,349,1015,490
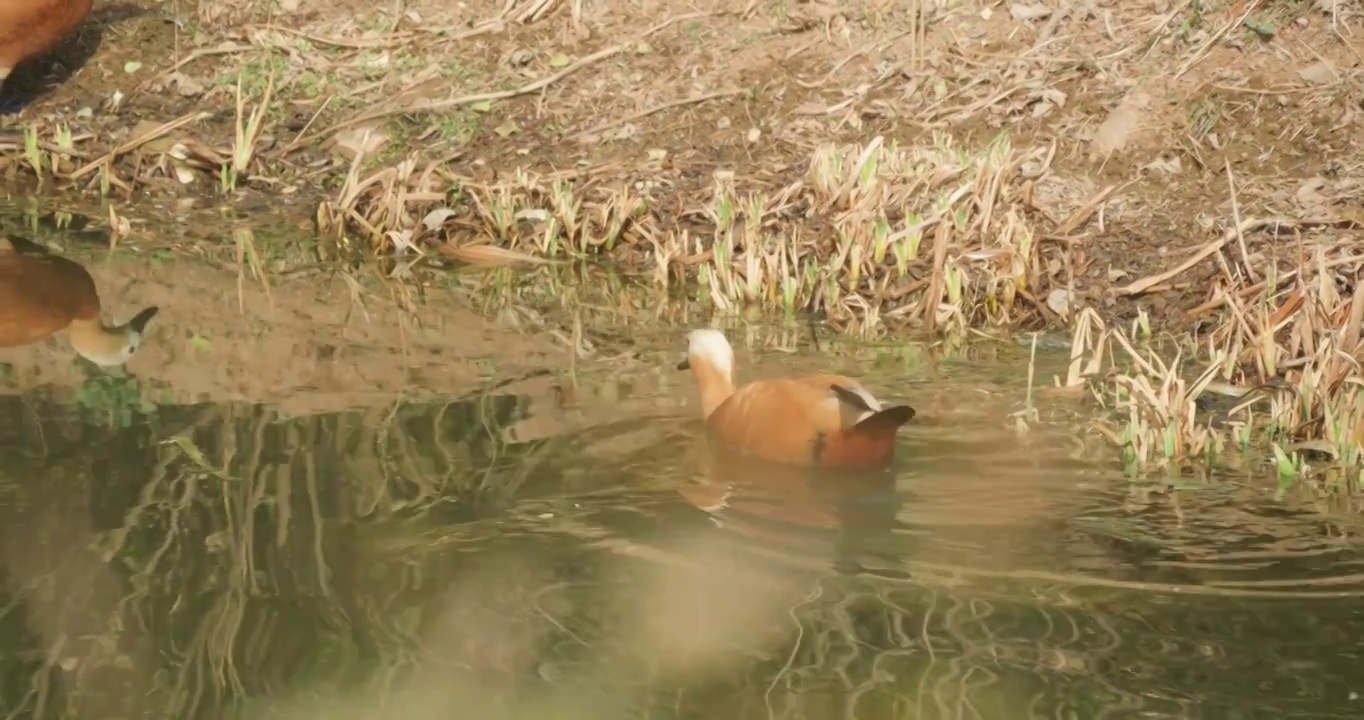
2,0,1363,372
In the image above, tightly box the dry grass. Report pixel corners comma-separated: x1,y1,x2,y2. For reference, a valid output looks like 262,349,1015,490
323,132,1074,336
1066,214,1364,489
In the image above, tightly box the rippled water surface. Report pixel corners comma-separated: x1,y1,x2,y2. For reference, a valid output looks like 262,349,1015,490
2,322,1363,720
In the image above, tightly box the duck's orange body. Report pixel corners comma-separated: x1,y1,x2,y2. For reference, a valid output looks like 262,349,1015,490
0,0,92,84
678,329,915,471
0,238,158,366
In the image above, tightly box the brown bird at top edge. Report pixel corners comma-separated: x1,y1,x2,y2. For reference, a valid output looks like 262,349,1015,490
0,237,159,367
676,328,915,471
0,0,93,89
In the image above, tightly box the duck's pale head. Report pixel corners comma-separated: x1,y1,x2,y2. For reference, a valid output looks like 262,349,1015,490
70,306,159,368
677,328,737,417
677,328,733,378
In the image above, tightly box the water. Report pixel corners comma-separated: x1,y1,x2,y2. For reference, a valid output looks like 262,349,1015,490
2,289,1364,719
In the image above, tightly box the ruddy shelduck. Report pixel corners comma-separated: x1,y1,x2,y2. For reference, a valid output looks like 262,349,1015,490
677,328,915,470
0,238,158,367
0,0,92,88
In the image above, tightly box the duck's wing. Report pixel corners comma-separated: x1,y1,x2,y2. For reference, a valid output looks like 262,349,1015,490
0,254,98,348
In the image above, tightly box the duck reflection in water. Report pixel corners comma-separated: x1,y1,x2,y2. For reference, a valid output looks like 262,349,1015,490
680,443,905,563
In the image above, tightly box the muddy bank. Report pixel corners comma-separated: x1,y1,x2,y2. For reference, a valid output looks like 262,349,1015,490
1,0,1359,335
0,251,570,415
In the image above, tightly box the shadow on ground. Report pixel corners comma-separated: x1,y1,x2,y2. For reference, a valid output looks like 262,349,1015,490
0,2,159,115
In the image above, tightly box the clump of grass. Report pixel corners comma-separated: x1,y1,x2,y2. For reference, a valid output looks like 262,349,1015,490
1092,327,1228,475
222,67,276,193
75,374,158,429
324,130,1061,335
323,157,650,266
1080,219,1364,490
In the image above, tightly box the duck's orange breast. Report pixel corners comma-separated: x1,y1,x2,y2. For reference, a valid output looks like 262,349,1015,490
0,0,93,72
0,252,100,348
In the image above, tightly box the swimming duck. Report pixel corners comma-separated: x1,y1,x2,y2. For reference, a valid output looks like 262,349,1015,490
0,238,158,366
0,0,92,89
677,328,915,470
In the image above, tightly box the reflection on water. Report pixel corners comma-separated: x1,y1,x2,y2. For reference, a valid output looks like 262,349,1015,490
0,236,160,368
1,338,1363,720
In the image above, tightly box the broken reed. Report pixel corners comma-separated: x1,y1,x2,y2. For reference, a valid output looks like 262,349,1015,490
1076,234,1364,489
322,132,1068,333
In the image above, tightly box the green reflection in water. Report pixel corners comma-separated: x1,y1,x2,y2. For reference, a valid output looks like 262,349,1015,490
0,343,1361,720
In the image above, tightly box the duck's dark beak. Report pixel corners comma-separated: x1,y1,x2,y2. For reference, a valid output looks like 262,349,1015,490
676,358,691,371
127,306,160,334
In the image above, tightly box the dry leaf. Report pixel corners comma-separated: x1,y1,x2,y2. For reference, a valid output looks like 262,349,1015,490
1089,89,1151,159
387,229,415,254
1141,155,1182,176
1295,177,1331,212
421,208,457,231
172,161,195,185
1298,61,1335,85
168,72,205,97
1010,3,1052,21
127,120,177,153
1046,288,1072,318
330,123,390,160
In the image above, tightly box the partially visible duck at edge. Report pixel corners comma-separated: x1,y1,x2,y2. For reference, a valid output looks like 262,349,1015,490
0,237,158,367
677,328,916,471
0,0,93,90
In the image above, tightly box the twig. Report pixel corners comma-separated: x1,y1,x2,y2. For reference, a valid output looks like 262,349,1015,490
1137,0,1195,64
793,31,911,89
275,95,336,158
931,85,1028,124
1112,228,1232,297
1114,216,1354,297
68,112,211,181
504,0,559,24
306,13,711,145
922,223,951,329
246,24,418,49
573,89,744,142
1173,2,1257,80
1211,83,1315,96
1049,182,1122,237
140,45,257,90
1224,157,1255,282
1033,4,1071,48
1339,275,1364,354
1186,251,1364,319
250,17,505,48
